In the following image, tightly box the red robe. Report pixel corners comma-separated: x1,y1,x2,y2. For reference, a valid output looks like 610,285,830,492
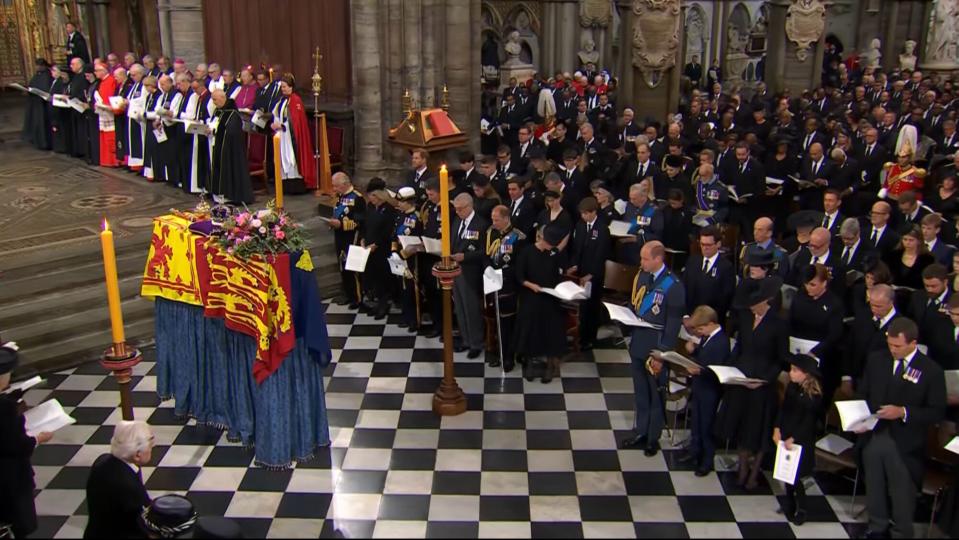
97,74,119,167
287,93,317,190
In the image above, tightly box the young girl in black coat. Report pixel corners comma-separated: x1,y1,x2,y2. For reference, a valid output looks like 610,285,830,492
773,353,824,525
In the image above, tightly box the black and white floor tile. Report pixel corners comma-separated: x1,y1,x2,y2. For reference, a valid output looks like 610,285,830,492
24,302,922,538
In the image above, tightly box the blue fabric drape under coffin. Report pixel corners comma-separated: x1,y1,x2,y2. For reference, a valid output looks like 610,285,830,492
154,297,330,468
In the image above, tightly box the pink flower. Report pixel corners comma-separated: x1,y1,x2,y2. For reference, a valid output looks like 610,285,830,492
227,247,234,254
259,226,267,234
251,218,262,228
275,231,286,240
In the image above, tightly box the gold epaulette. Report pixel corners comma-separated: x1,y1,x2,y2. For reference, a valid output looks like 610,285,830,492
883,162,894,170
915,168,927,178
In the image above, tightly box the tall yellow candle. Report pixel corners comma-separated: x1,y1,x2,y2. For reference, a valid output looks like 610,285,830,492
273,133,283,209
100,219,125,344
439,164,451,258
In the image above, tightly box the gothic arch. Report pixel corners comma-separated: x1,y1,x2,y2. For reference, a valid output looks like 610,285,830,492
684,3,708,66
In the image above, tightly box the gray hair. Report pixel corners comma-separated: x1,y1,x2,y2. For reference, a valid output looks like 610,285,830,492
332,172,352,186
868,283,895,304
110,420,154,462
453,193,474,208
840,217,860,237
129,63,145,77
629,183,648,197
830,148,846,161
175,73,191,84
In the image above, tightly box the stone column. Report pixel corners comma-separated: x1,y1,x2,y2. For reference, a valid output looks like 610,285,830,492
94,0,111,54
767,0,827,93
922,0,959,74
157,0,174,58
625,0,682,123
404,0,424,107
882,1,900,72
422,0,437,106
163,0,204,65
352,0,385,180
765,0,789,94
446,0,478,150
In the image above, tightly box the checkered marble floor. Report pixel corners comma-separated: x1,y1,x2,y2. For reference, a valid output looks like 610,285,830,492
23,302,921,538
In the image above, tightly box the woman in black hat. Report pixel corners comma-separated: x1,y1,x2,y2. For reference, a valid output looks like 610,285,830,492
715,276,789,490
590,181,620,224
513,223,569,383
533,189,572,252
0,342,53,539
789,264,845,410
729,247,782,330
773,353,824,525
361,180,398,319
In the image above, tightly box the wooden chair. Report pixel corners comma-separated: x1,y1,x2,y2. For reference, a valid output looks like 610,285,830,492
602,260,639,305
814,387,862,517
922,422,958,537
327,124,345,170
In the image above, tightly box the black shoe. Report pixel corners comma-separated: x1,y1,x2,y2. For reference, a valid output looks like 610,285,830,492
398,322,409,329
348,302,361,310
677,451,699,465
503,362,514,373
454,344,469,353
374,310,388,320
790,509,806,526
407,325,418,334
334,297,351,306
580,342,594,351
644,441,661,457
423,328,441,339
694,465,713,477
620,435,647,449
488,358,501,368
863,530,891,539
467,349,483,359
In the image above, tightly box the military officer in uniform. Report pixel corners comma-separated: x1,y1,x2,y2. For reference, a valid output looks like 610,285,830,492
392,187,424,332
419,179,447,338
692,163,730,227
486,205,527,371
621,241,686,456
620,180,664,265
739,217,789,278
328,172,366,309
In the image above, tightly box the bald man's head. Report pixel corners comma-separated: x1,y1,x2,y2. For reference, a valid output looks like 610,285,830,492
809,227,831,257
211,89,227,107
753,217,774,243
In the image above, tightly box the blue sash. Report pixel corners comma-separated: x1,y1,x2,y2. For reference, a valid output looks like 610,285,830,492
637,273,676,316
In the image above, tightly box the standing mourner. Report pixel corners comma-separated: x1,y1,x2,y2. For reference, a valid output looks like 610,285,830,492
0,341,53,539
329,173,366,310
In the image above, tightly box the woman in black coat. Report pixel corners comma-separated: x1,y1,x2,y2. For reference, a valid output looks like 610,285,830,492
361,183,398,320
0,343,52,539
789,264,844,409
84,420,153,539
22,59,53,150
715,277,788,490
514,223,569,383
884,225,937,290
773,353,824,525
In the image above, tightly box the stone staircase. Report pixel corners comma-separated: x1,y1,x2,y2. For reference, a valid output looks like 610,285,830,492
1,214,340,377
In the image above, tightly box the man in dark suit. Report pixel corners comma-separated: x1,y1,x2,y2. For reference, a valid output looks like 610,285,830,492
864,201,901,257
454,150,482,196
568,197,612,350
84,421,153,538
921,213,957,266
679,306,730,476
493,145,524,200
799,117,828,157
843,284,902,393
789,228,845,295
727,142,765,240
506,177,537,238
838,217,876,274
404,148,436,201
622,241,686,457
64,22,90,65
829,148,860,195
798,142,836,210
579,122,610,184
907,264,953,363
932,296,959,371
821,189,846,237
498,94,525,147
714,135,739,185
619,141,660,198
620,107,642,155
896,191,931,227
546,122,574,164
856,318,945,539
936,119,958,157
555,89,578,128
512,124,543,175
853,128,890,216
683,226,736,321
684,55,703,88
451,194,491,358
559,147,590,204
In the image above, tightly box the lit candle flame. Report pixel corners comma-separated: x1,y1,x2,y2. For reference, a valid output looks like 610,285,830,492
102,218,109,232
440,164,447,172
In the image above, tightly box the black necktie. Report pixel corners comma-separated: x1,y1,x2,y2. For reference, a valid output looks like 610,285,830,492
638,164,645,178
842,247,851,266
870,229,878,246
586,222,592,235
894,359,905,379
458,220,466,238
823,215,830,228
702,258,709,272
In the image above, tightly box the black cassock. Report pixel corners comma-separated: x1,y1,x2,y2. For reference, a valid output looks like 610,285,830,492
115,79,131,164
22,67,53,150
50,77,69,153
0,394,38,539
84,79,100,165
513,245,568,358
153,90,184,184
210,100,254,204
142,89,162,178
67,72,90,159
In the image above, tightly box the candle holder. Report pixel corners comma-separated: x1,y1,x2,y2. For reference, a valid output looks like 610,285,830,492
431,258,467,416
99,342,143,421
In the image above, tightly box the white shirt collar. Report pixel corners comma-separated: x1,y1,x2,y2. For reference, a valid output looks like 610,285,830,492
465,166,474,177
651,264,666,282
124,460,140,475
704,252,719,270
936,289,949,304
878,307,897,327
415,165,427,176
846,239,860,254
874,224,886,235
812,250,830,263
901,347,918,366
926,238,938,250
463,211,475,228
512,195,524,206
586,218,597,229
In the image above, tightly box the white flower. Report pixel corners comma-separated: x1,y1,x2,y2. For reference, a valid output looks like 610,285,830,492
251,218,262,228
257,209,271,219
259,226,267,234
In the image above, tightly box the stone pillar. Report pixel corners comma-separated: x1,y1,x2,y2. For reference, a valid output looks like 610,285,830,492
404,0,424,107
352,0,385,180
882,1,900,72
422,0,437,106
161,0,204,65
94,0,111,55
446,0,479,150
765,0,789,94
625,0,682,123
922,0,959,74
767,0,827,93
